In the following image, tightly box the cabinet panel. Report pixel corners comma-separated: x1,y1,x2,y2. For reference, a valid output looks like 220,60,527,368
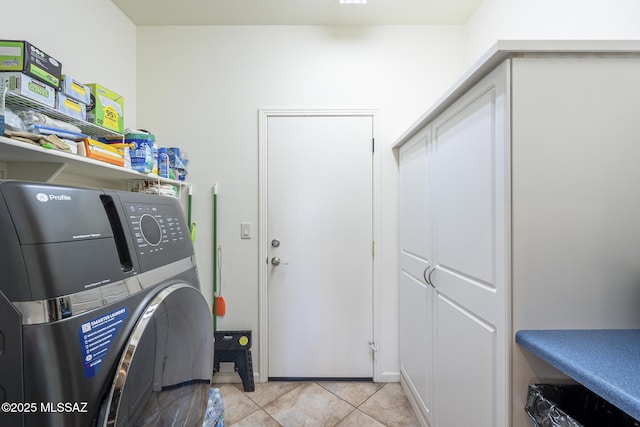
511,56,640,329
433,90,495,286
435,294,495,427
510,55,640,426
400,271,432,417
400,128,431,268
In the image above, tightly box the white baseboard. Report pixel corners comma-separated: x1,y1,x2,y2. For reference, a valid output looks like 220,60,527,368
400,371,429,427
212,368,395,385
378,370,401,383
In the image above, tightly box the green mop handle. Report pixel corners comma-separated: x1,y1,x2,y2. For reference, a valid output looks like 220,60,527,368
187,184,193,232
213,184,218,333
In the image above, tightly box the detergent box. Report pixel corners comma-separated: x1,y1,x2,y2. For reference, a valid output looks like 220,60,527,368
83,138,125,167
126,132,155,173
60,75,91,105
86,83,124,133
56,92,87,121
0,40,62,89
0,72,56,108
102,131,155,173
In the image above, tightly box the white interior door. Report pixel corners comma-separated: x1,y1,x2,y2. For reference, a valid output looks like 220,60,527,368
266,113,373,379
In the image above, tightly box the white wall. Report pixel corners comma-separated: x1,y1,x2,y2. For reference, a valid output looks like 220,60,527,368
136,25,468,380
1,0,137,129
466,0,640,64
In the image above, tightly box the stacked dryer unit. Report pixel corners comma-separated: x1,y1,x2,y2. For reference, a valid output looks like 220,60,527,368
0,180,214,427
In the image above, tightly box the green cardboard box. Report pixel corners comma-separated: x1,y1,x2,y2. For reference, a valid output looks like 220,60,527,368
86,83,124,133
0,40,62,89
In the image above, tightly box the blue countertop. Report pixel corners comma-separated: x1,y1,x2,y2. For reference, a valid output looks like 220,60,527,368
516,329,640,421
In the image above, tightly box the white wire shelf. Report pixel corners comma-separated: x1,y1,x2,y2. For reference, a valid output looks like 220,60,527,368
5,91,123,138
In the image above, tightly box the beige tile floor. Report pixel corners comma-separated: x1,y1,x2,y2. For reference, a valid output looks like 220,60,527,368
218,381,421,427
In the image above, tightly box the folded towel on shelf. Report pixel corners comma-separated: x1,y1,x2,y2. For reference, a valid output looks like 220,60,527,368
31,124,87,141
5,130,72,152
17,110,83,134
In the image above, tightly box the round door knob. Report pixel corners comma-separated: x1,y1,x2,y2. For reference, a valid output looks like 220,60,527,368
271,257,282,266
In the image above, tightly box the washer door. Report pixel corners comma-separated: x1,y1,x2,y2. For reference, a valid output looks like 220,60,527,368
100,283,213,427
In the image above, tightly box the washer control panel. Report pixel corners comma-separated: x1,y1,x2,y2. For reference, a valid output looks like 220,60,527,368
124,202,187,258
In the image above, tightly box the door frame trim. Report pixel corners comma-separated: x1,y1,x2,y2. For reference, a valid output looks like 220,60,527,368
258,109,381,382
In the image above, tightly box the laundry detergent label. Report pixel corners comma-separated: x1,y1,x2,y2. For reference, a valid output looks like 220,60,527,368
78,307,128,378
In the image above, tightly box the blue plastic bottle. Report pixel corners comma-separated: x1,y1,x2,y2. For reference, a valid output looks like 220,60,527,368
152,143,159,175
158,147,169,179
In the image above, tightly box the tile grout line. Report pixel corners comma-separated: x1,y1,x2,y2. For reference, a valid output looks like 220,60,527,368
229,382,304,426
355,383,391,426
331,406,359,427
313,383,361,427
228,381,406,427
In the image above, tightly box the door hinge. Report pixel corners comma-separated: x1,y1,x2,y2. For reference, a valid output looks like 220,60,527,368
372,138,375,153
369,341,377,361
372,241,375,257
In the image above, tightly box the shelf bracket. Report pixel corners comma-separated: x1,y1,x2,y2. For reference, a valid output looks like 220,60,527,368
7,161,67,183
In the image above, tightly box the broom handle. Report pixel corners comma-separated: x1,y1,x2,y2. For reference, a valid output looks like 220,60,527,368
187,184,193,233
213,184,218,332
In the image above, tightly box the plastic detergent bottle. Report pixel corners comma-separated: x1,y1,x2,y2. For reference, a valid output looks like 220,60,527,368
158,148,169,179
152,143,159,175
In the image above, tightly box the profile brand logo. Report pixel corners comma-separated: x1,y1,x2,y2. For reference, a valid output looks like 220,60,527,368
35,193,72,202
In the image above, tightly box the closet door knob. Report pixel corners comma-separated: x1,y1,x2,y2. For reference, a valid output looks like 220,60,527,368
427,265,437,289
427,265,436,288
423,266,436,288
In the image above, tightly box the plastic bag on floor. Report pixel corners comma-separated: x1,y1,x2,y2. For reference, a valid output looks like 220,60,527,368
202,387,225,427
525,384,640,427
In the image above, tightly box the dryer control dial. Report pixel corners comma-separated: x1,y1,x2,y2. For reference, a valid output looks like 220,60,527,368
140,214,162,246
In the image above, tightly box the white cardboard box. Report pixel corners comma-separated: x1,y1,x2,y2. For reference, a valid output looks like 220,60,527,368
61,74,91,105
56,92,87,120
0,71,55,108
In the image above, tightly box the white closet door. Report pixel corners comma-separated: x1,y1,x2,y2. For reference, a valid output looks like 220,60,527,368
431,61,510,427
399,127,434,424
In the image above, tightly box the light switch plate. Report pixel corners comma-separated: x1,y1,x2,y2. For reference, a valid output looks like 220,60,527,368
240,222,252,239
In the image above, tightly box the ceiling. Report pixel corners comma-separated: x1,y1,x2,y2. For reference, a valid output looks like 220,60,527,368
111,0,483,26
